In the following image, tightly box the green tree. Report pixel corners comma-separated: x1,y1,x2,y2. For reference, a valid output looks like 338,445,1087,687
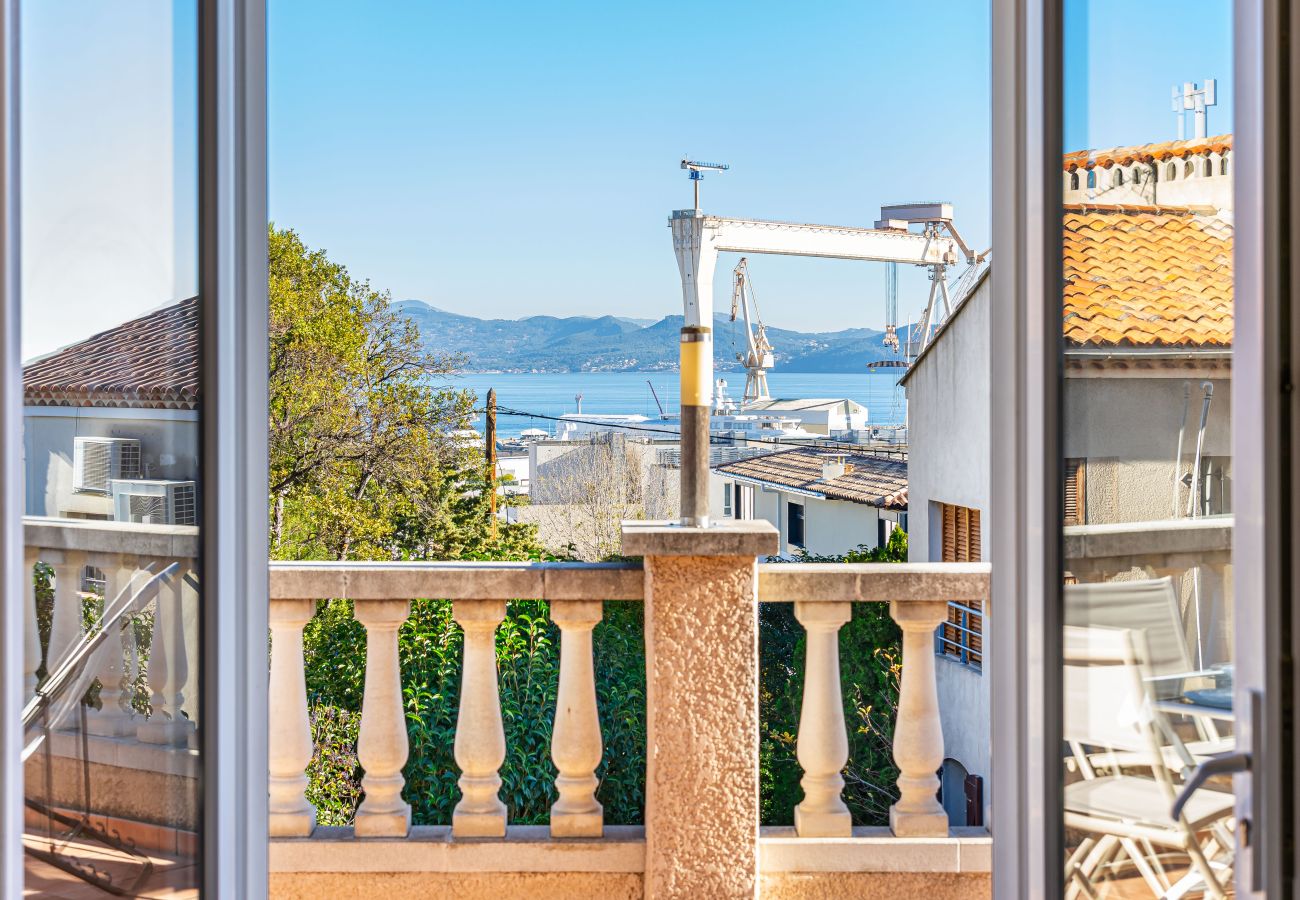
268,225,537,561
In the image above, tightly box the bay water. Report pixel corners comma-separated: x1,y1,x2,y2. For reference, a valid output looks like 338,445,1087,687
450,371,907,438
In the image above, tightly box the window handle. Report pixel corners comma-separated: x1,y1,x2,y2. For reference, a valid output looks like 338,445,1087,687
1171,751,1251,821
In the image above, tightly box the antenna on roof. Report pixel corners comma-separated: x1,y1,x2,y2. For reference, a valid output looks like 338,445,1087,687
1172,79,1217,140
680,158,729,212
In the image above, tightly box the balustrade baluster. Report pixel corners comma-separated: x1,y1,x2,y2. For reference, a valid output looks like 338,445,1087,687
452,599,507,838
888,599,950,837
23,548,39,698
138,561,195,745
47,549,87,675
269,598,317,837
86,556,136,736
354,599,412,837
793,599,852,837
550,599,603,838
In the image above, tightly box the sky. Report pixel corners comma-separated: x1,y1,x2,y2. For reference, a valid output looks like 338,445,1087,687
20,1,1232,357
267,1,993,334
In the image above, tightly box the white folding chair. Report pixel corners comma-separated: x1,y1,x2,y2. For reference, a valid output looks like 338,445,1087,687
1065,578,1233,771
1063,625,1234,899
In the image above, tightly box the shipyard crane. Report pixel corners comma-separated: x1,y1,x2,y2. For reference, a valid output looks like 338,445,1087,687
668,165,978,527
729,258,775,404
671,201,976,353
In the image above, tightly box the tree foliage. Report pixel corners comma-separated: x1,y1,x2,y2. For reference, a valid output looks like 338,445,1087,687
268,225,538,562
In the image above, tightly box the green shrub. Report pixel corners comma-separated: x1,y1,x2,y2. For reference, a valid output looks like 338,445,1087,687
303,597,646,826
301,531,905,828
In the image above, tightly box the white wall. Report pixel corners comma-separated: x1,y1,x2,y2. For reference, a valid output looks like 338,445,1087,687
1064,374,1232,523
24,407,199,518
709,473,887,558
902,276,993,822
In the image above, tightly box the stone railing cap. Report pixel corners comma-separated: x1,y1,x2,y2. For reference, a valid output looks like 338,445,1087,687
620,520,779,557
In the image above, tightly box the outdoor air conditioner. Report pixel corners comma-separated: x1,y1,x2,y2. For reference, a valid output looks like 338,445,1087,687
72,437,141,494
110,479,197,526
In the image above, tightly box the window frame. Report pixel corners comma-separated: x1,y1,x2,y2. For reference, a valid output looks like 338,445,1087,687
198,1,269,893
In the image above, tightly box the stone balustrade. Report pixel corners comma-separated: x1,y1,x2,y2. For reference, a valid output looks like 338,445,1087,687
23,517,201,746
268,531,992,900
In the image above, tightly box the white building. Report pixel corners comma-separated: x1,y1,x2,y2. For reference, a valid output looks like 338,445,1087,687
740,397,869,436
23,298,200,522
710,447,907,557
902,133,1234,827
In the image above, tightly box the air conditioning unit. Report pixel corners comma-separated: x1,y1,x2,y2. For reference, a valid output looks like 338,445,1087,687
110,479,197,526
72,437,141,494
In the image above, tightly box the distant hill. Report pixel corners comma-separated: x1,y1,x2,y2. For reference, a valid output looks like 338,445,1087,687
393,299,909,374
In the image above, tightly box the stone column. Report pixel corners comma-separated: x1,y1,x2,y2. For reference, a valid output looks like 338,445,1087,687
138,562,195,745
269,598,317,837
622,521,778,900
888,599,949,837
452,599,507,838
47,549,87,675
354,599,412,837
793,599,852,837
87,557,137,736
550,599,603,838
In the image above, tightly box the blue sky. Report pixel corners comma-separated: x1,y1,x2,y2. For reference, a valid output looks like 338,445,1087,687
268,1,993,333
20,1,1232,356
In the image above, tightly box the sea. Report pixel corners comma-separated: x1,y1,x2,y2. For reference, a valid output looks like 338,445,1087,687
450,371,908,438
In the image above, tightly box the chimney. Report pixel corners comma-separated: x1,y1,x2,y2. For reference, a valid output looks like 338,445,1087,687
820,453,847,481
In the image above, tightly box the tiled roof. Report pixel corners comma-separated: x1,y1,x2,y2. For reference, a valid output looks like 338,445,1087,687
1063,205,1232,348
23,298,199,410
1063,134,1232,171
714,448,908,509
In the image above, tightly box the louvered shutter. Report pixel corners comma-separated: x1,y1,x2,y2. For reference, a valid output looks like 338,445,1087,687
1064,459,1086,526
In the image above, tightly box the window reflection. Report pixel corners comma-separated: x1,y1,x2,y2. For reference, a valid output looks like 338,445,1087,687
1061,2,1235,895
20,2,201,896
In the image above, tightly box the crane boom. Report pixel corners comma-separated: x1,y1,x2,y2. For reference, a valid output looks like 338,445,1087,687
729,258,774,404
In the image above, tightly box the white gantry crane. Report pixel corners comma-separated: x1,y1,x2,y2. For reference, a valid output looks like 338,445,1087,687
667,165,976,527
729,258,775,404
671,202,976,364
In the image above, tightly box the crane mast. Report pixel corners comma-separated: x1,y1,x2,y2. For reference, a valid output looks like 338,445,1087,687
729,258,775,405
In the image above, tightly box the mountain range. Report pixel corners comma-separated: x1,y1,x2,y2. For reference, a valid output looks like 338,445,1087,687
393,300,908,374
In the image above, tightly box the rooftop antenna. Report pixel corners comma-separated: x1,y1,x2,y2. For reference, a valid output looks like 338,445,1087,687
1173,79,1217,140
681,158,729,212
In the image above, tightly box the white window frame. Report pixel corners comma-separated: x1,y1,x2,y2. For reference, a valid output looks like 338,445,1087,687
0,2,269,895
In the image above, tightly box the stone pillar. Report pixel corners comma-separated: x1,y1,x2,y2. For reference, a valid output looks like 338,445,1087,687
87,557,137,736
48,549,87,675
269,598,317,837
452,599,507,838
354,599,412,837
888,599,949,837
793,599,852,837
550,599,603,838
138,562,196,745
622,521,778,900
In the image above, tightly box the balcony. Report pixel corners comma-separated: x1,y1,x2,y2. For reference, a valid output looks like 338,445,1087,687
23,517,991,899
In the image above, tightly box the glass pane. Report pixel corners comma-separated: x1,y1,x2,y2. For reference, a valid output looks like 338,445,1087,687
19,2,201,895
1060,3,1234,896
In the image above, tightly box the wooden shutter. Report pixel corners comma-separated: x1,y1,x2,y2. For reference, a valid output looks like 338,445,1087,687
939,503,983,666
1063,458,1086,526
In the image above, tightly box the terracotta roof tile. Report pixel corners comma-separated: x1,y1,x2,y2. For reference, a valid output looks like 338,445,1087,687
23,297,199,409
1062,205,1232,349
713,448,908,509
1063,134,1232,171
